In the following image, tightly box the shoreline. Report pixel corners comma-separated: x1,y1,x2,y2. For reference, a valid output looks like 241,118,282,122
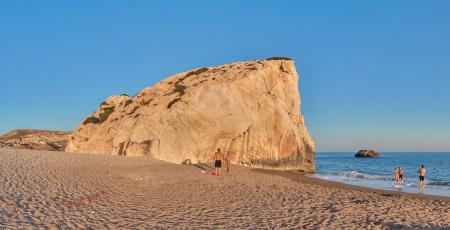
254,169,450,201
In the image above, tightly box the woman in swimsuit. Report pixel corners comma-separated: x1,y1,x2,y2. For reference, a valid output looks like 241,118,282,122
398,167,404,181
393,167,400,182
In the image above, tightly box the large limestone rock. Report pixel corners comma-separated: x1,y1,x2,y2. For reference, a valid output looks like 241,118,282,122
66,58,315,171
0,129,72,151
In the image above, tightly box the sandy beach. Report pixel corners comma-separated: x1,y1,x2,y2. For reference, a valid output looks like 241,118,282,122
1,149,449,229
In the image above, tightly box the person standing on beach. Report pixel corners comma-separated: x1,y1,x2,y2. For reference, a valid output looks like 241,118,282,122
418,165,426,188
225,151,232,175
213,148,224,176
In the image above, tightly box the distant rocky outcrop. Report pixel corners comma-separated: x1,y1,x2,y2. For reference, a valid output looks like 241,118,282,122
0,129,72,151
355,150,379,158
66,58,315,172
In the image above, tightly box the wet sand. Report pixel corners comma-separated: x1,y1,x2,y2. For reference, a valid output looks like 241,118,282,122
1,149,449,229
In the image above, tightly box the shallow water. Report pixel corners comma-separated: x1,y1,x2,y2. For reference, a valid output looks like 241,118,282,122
313,152,450,197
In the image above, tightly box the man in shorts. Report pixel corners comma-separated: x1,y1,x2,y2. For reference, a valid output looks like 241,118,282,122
213,148,224,176
418,165,426,188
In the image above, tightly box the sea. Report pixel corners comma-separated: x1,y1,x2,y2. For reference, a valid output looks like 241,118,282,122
312,152,450,197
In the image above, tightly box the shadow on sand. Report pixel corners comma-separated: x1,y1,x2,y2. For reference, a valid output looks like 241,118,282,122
191,163,214,172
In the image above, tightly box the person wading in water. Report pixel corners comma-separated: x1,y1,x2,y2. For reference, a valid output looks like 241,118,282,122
418,164,426,192
394,167,400,182
398,167,404,181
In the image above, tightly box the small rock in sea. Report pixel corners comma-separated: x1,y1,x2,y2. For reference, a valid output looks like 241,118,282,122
355,150,379,158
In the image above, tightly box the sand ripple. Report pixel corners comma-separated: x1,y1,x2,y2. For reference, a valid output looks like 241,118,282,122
1,149,449,229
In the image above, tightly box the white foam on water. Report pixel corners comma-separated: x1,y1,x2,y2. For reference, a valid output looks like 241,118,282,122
312,171,450,197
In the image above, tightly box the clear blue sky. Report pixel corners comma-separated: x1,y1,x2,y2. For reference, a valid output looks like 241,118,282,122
1,1,449,152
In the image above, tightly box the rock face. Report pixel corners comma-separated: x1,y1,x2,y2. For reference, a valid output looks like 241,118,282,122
66,58,315,171
355,150,379,158
0,129,72,151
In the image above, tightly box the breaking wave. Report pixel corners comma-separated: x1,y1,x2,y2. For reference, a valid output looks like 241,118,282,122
317,171,450,187
427,180,450,186
340,171,392,181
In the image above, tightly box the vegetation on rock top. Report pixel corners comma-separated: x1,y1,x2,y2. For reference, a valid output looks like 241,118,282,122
185,67,209,78
266,57,292,61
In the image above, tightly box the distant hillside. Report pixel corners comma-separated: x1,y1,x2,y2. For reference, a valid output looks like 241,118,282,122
0,129,72,151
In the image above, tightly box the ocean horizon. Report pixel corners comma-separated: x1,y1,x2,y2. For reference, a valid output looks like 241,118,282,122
313,152,450,197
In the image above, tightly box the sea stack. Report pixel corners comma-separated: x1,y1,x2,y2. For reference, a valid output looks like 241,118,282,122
355,150,379,158
66,58,315,172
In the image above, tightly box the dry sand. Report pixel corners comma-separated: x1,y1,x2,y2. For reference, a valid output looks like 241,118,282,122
1,149,449,229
